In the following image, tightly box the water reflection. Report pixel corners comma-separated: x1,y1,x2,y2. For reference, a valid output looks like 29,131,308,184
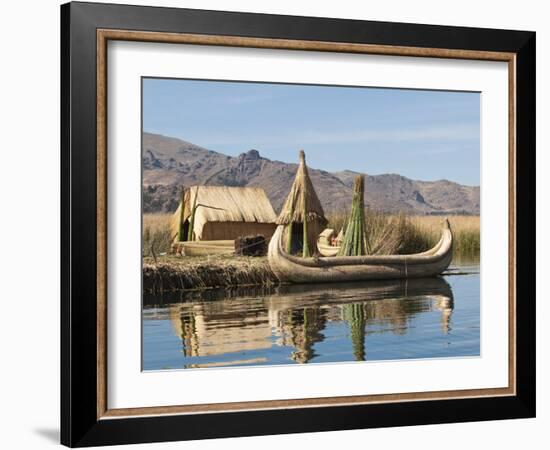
143,277,456,368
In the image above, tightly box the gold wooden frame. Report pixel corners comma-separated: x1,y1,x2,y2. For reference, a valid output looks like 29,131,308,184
96,29,516,420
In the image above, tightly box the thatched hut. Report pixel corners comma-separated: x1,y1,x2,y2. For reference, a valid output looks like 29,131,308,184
171,186,277,242
276,150,328,256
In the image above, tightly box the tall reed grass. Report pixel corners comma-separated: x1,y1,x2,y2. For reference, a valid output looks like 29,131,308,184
327,211,479,257
143,212,480,259
408,215,480,256
143,214,173,256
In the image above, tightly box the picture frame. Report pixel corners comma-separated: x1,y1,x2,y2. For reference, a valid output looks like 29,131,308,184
60,1,536,447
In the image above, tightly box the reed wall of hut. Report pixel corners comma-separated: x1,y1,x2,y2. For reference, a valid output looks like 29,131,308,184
171,186,277,242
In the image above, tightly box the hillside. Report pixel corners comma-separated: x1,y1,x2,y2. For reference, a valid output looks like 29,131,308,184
142,132,480,215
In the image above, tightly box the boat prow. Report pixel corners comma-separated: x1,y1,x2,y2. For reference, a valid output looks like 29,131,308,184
268,219,453,284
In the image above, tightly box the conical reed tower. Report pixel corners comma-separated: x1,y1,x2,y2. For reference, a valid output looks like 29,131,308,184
276,150,327,256
337,174,367,256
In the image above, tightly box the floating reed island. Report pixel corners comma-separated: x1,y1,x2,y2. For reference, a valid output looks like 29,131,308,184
143,254,277,294
143,150,479,292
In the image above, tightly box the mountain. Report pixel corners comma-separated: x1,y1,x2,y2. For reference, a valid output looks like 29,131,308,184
142,132,480,215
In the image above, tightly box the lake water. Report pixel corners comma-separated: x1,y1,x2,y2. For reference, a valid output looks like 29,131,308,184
142,262,480,370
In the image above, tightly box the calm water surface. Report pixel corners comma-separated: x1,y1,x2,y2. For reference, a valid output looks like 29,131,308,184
142,262,480,370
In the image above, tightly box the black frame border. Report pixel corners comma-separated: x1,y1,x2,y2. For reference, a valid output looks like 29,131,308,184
61,2,535,447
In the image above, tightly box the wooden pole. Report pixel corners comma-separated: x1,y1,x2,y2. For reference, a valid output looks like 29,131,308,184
300,150,310,257
286,197,295,254
187,186,199,242
177,186,186,242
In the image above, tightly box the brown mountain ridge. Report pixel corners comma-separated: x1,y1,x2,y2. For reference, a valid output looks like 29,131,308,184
142,132,480,216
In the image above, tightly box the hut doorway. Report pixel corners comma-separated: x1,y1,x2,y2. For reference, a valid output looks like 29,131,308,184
181,219,191,241
288,222,305,255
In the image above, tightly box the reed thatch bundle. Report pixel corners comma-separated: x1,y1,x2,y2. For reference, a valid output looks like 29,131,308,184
276,150,327,256
337,175,367,256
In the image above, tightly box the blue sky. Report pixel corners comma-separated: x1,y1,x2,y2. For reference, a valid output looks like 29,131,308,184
143,78,480,186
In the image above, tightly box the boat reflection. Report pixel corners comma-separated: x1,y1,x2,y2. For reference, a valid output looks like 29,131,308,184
143,277,454,367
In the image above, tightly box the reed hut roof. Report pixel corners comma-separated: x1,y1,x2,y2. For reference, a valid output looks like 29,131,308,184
171,186,277,241
276,150,327,226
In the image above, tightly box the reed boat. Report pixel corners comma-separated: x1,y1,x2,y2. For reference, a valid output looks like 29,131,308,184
317,242,340,257
268,219,453,283
317,228,340,256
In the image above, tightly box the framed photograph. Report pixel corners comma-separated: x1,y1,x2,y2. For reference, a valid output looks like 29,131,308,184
61,1,536,447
